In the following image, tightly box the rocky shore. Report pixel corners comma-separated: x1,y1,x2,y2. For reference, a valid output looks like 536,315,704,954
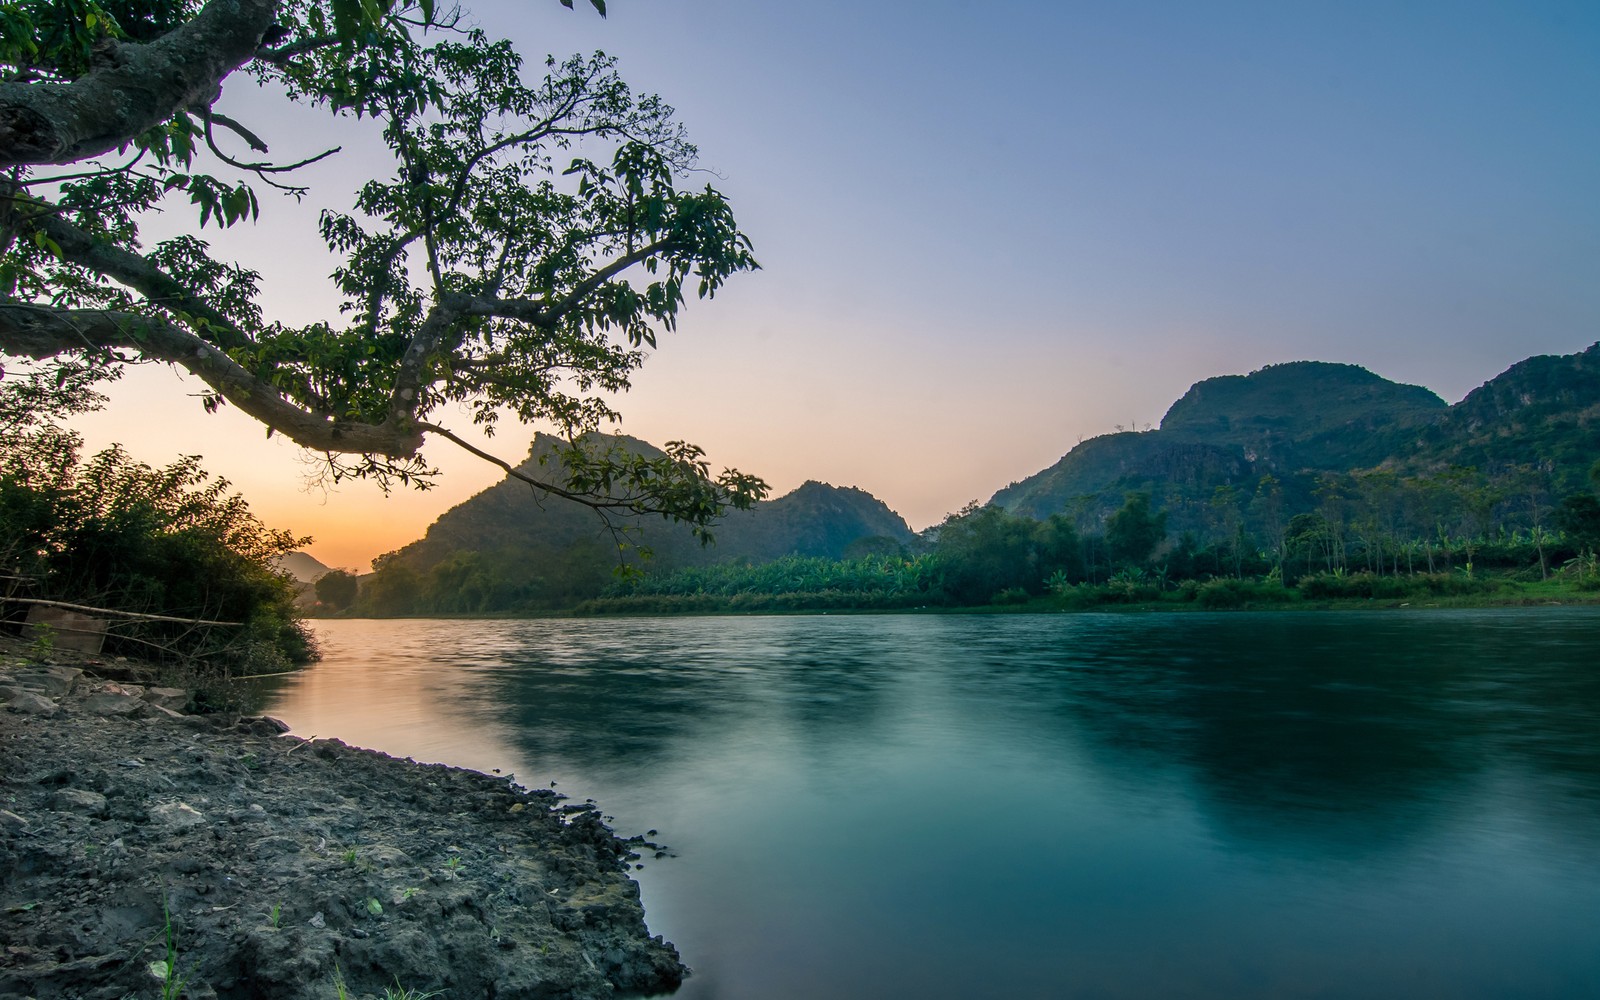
0,641,685,1000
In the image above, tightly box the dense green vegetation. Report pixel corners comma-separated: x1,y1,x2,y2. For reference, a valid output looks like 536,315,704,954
575,481,1600,615
0,364,315,672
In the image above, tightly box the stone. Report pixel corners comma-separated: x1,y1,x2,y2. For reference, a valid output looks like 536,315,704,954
143,687,191,712
22,606,107,654
0,809,29,830
13,666,82,697
5,691,60,716
150,801,207,830
51,789,108,817
82,693,146,718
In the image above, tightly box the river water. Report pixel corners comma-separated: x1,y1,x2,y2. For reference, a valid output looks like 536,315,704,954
257,609,1600,999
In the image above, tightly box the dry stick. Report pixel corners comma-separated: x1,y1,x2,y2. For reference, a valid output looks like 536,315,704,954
283,735,319,755
8,596,242,626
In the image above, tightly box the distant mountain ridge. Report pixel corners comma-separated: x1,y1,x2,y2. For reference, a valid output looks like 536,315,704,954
275,551,330,584
993,343,1600,531
384,433,915,577
362,344,1598,600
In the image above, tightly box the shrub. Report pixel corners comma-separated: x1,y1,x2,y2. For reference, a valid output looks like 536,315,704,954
0,445,315,672
1195,577,1296,609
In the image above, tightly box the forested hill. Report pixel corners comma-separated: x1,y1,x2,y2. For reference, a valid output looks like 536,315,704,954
358,433,915,612
992,343,1600,532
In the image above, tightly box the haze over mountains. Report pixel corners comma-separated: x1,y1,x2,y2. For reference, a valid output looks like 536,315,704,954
356,343,1599,580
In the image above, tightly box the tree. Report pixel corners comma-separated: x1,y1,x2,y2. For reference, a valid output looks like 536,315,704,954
1555,494,1600,554
0,0,765,536
931,502,1040,605
1105,492,1166,568
1250,474,1287,580
313,567,358,609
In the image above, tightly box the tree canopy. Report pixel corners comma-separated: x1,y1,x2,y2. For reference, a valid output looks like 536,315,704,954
0,0,766,534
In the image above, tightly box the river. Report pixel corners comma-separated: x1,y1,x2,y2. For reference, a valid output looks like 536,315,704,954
256,609,1600,999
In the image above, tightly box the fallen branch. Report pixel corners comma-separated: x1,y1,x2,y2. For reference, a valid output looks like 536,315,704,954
7,597,242,627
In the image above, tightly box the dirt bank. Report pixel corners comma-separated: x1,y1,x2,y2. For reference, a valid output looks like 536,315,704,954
0,641,685,1000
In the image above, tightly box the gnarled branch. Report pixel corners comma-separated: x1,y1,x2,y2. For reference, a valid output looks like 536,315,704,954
0,303,423,457
0,0,280,168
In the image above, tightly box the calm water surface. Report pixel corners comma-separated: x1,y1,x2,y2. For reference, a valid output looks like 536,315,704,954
257,610,1600,999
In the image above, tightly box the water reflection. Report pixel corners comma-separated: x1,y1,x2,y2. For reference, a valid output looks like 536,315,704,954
261,610,1600,999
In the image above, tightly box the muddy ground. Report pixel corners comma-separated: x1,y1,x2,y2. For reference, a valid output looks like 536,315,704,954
0,641,685,1000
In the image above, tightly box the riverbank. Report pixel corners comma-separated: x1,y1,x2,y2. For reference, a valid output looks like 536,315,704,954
0,637,684,1000
311,581,1600,621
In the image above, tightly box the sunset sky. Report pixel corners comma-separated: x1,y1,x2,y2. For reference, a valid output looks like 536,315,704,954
69,0,1600,570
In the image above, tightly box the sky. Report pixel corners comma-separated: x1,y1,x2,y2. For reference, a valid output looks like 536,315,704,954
67,0,1600,570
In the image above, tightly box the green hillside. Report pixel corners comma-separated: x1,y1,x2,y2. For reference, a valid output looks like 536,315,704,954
1404,342,1600,492
357,433,914,613
993,345,1600,536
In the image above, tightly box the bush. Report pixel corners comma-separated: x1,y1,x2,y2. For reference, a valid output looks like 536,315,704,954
0,444,315,673
1194,577,1296,609
1296,571,1499,601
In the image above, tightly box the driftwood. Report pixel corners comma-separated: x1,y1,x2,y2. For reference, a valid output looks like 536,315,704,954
7,597,242,627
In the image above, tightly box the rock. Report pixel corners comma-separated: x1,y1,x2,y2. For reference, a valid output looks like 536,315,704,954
51,789,108,817
150,801,207,830
0,809,29,830
13,666,82,697
5,691,60,717
22,606,107,654
142,687,190,712
81,693,146,718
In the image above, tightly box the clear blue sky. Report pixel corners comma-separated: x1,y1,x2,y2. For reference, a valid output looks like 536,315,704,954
74,0,1600,567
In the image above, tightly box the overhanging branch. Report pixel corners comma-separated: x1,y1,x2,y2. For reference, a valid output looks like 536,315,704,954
0,0,280,168
0,303,422,457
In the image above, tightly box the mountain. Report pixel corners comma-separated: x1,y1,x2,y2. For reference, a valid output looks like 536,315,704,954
275,551,331,584
1160,361,1446,468
993,344,1600,532
382,433,915,578
1406,342,1600,491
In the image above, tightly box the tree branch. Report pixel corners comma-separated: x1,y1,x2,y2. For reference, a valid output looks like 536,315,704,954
457,238,674,328
420,421,663,513
0,0,281,168
0,303,423,457
27,199,251,350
